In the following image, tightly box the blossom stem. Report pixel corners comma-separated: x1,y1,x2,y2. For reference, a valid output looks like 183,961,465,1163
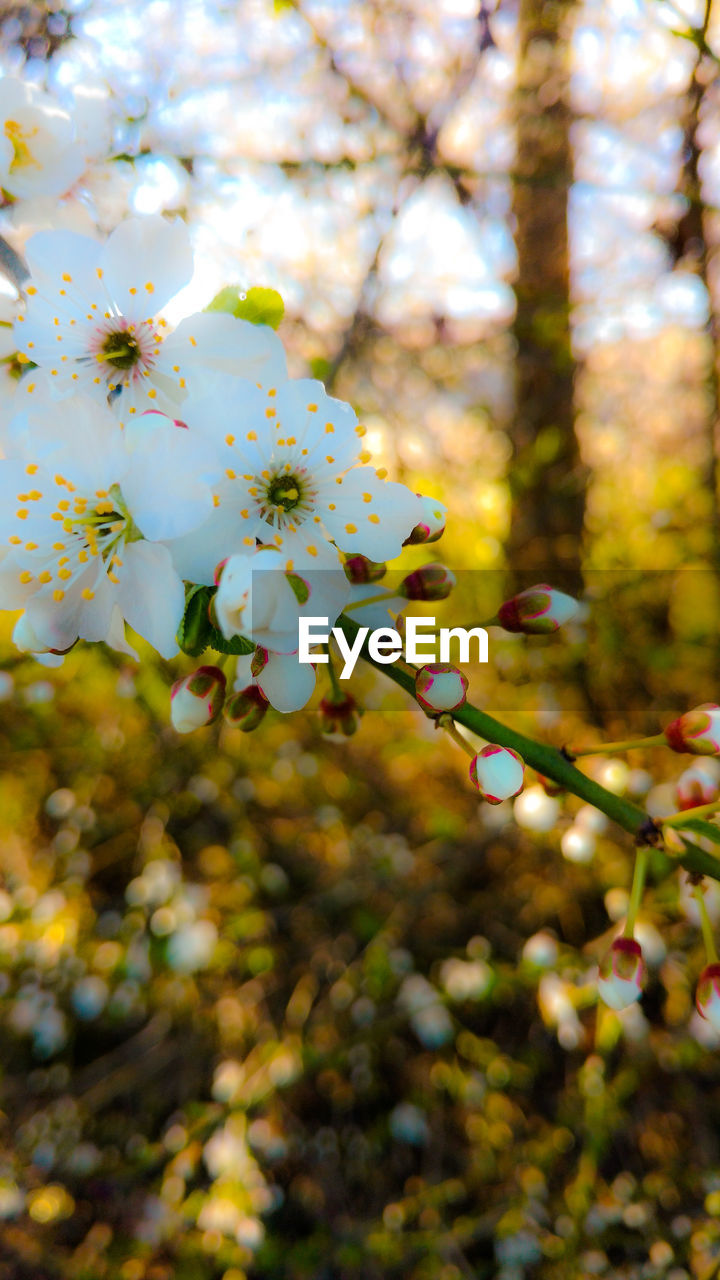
569,735,667,756
664,801,720,828
326,646,343,700
343,592,395,614
336,612,720,884
694,882,719,963
436,713,477,759
623,847,649,938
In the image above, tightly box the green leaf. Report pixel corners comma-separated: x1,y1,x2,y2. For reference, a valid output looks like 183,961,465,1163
177,585,255,658
678,818,720,845
286,572,310,605
205,285,284,330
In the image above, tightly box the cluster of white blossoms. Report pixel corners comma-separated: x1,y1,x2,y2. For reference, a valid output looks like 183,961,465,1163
0,212,442,716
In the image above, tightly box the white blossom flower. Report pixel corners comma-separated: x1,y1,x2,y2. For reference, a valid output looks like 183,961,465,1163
0,390,217,657
165,375,423,584
0,79,86,200
215,543,349,654
233,650,317,714
14,217,287,438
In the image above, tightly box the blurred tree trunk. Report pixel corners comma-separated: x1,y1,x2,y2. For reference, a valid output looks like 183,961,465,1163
672,1,720,573
508,0,585,585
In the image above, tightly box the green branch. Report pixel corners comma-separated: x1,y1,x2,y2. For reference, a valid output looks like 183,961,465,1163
338,613,720,884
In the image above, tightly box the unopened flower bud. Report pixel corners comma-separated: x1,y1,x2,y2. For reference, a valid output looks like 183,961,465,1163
403,495,447,545
318,692,361,736
664,704,720,755
696,963,720,1030
343,555,387,584
469,745,525,804
597,937,645,1010
676,764,719,810
170,666,226,734
497,584,579,634
223,685,269,732
415,664,468,713
398,564,456,601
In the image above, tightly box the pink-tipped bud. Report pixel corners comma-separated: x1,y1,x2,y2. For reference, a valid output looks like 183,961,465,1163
318,692,361,737
403,495,447,545
415,663,468,714
676,764,719,810
223,685,269,732
398,564,456,602
469,745,525,804
696,963,720,1029
497,584,579,634
343,555,387,585
170,666,226,734
213,558,229,586
664,704,720,756
597,937,645,1010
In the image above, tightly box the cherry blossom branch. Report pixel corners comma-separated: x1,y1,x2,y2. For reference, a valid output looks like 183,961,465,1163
338,613,720,883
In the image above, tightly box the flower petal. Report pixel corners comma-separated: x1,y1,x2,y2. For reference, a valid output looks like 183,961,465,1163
102,216,194,320
115,541,185,658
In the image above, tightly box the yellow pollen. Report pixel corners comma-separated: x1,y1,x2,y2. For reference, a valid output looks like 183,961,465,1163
355,425,366,436
26,383,35,393
307,545,318,556
8,536,21,545
96,268,103,279
359,451,371,463
368,514,380,524
26,286,36,295
285,559,294,570
328,503,336,511
145,281,154,293
362,493,372,503
52,542,64,551
268,388,276,397
213,495,221,508
58,568,71,581
287,437,296,445
307,403,317,412
57,500,70,511
325,423,334,433
243,537,254,546
108,571,119,584
129,287,137,295
38,571,52,584
147,389,157,399
24,541,37,550
225,434,235,446
225,469,236,480
17,352,30,364
62,273,72,282
265,408,276,418
53,589,65,601
240,508,249,518
179,378,185,389
302,448,308,456
16,509,28,520
189,335,196,346
82,589,95,600
375,468,388,479
78,551,88,563
326,455,335,463
19,571,33,584
345,524,357,534
246,431,257,441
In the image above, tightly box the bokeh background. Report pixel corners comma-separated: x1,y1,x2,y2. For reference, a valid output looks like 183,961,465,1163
3,1,720,1277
